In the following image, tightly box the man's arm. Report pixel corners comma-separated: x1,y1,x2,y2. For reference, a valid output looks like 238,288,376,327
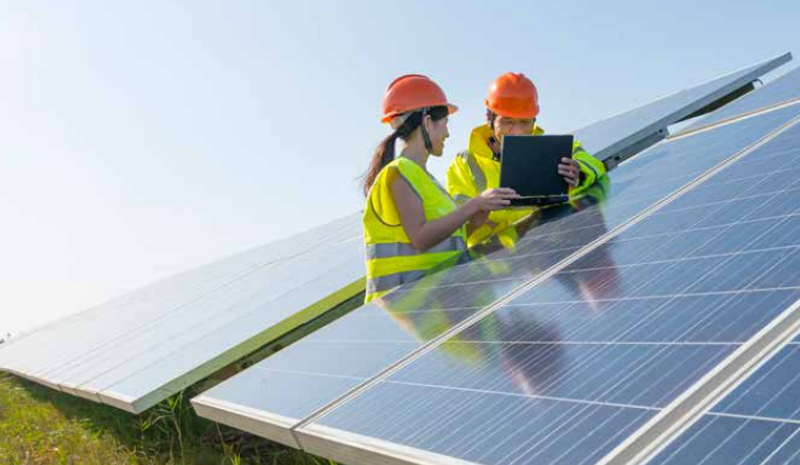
571,140,607,194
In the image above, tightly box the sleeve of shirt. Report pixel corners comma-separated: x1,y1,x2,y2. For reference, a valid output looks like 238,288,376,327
569,174,610,210
571,140,607,195
446,152,481,205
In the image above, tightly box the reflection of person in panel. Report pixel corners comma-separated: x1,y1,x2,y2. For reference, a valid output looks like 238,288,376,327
362,75,518,303
471,180,621,313
497,311,566,398
457,309,567,397
372,286,567,392
552,192,622,310
567,244,622,311
557,183,622,310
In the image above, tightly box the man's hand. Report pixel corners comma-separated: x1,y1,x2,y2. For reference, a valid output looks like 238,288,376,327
558,158,581,187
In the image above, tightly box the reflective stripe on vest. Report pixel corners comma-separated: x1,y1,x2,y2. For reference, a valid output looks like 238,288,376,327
366,236,467,260
366,244,468,296
459,150,487,193
364,158,467,302
575,158,598,180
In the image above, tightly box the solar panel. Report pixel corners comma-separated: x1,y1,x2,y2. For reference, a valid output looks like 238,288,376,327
0,213,365,413
291,107,800,464
682,66,800,134
648,341,800,464
192,100,800,452
573,53,791,168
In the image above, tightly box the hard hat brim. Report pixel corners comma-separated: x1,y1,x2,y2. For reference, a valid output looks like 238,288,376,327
381,103,458,124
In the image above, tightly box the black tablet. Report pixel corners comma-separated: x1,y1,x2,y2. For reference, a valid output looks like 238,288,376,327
499,135,574,206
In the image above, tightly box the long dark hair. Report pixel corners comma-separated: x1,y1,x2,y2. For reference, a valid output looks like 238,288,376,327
362,106,449,196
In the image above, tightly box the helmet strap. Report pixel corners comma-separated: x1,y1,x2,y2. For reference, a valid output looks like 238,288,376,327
420,108,434,152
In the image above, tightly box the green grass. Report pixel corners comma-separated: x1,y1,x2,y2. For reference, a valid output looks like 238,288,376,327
0,373,337,465
0,294,364,464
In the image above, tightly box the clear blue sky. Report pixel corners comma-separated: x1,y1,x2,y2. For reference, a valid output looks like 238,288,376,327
1,0,798,336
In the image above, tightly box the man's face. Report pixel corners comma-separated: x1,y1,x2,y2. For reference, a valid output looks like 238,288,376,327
492,115,536,143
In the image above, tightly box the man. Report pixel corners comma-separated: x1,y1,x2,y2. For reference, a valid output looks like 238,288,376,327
447,72,607,247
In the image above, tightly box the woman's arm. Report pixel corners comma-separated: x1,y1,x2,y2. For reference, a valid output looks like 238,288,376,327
391,174,516,251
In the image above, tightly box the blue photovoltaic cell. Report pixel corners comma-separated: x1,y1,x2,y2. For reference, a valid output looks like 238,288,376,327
715,345,800,420
650,343,800,465
652,251,800,464
307,114,800,464
684,66,800,133
195,105,800,438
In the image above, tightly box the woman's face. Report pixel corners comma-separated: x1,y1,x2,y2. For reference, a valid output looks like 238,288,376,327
426,116,450,156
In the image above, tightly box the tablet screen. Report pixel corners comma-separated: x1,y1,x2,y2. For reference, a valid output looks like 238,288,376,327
499,135,573,198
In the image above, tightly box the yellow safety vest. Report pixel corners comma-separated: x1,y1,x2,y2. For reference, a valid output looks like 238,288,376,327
446,124,607,247
363,157,467,303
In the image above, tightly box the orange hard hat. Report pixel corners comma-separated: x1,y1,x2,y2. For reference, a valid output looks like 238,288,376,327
485,72,540,119
381,74,458,123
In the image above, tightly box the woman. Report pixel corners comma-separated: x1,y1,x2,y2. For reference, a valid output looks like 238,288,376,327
362,74,518,302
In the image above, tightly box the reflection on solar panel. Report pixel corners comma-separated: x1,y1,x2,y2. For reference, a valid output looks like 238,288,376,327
0,213,365,413
192,79,800,459
683,66,800,134
573,53,791,167
293,106,800,465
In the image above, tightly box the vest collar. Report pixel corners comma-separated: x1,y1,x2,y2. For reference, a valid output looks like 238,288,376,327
467,123,546,161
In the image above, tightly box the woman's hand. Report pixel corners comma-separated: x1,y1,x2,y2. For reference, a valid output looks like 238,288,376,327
465,188,519,215
470,210,491,227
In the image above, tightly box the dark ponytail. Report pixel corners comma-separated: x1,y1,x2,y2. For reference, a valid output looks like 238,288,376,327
362,131,400,197
361,106,449,196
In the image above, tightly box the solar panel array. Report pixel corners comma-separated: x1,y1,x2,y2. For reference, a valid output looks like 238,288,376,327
1,56,785,419
683,66,800,134
573,53,791,166
193,62,800,465
0,213,365,413
302,111,800,465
